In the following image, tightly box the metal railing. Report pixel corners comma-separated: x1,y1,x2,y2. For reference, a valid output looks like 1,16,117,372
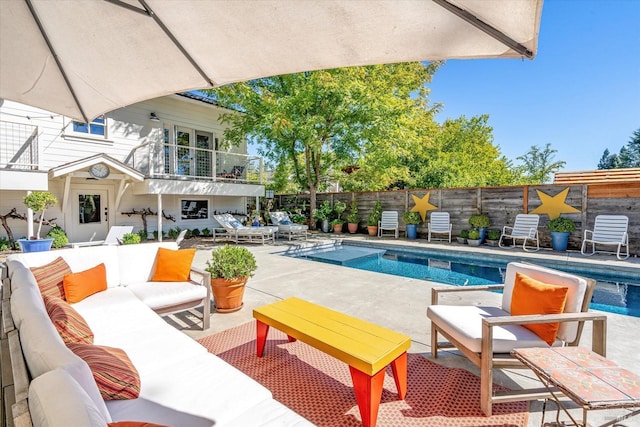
127,142,263,184
0,121,39,170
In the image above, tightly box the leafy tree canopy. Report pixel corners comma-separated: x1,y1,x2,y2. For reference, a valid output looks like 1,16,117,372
598,127,640,169
515,143,566,184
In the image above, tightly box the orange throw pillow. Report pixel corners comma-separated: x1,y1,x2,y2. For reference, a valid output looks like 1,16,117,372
151,248,196,282
511,272,569,345
44,295,94,344
63,263,108,303
30,257,71,300
67,343,140,400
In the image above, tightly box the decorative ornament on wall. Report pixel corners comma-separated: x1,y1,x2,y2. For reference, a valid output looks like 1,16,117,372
530,187,580,220
410,192,438,222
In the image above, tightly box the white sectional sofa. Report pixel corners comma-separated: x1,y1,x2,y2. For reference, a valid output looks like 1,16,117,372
2,242,311,427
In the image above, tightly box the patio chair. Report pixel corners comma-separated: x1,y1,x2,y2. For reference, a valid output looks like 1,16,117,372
175,229,188,247
269,211,308,241
69,225,134,248
231,165,245,179
427,261,606,416
498,214,540,252
581,215,630,260
213,213,277,245
378,211,399,238
427,212,452,243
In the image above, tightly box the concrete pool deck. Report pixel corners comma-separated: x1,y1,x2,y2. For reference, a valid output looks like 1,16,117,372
176,233,640,427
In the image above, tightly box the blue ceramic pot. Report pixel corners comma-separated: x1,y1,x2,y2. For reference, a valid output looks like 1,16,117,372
406,224,418,239
550,231,570,251
17,238,54,253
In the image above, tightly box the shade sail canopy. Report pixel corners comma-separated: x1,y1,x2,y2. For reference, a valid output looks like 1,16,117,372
0,0,542,122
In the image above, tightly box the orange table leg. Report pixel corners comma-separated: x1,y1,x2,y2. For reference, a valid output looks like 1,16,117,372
256,320,270,357
390,352,408,399
349,366,385,427
287,335,297,342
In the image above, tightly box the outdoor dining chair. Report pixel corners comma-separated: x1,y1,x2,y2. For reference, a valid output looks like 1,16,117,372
581,214,629,260
378,211,399,238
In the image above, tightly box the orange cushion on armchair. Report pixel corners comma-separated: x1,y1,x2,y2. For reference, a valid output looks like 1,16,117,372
511,272,569,345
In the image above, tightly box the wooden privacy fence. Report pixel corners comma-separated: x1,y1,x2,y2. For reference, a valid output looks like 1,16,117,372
275,182,640,256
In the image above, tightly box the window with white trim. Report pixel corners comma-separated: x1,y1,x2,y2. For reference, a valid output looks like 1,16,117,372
71,115,106,137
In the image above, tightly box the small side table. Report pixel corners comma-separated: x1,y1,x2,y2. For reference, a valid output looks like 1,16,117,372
512,347,640,427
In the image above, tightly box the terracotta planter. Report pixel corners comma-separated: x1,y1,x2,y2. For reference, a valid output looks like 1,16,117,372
211,277,248,313
348,223,358,234
333,224,343,233
367,225,378,236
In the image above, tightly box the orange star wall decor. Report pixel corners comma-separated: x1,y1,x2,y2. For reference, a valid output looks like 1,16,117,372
410,192,438,222
530,187,580,220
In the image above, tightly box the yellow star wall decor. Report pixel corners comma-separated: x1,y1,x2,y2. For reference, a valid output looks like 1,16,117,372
530,187,580,220
410,192,438,222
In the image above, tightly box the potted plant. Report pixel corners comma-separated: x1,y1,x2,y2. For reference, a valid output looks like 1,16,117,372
331,218,344,233
121,232,141,245
466,229,482,247
547,217,576,251
367,200,382,236
313,200,332,233
291,212,307,224
205,245,257,313
469,213,491,243
18,191,58,252
346,199,360,234
403,211,421,239
457,229,469,244
485,229,501,246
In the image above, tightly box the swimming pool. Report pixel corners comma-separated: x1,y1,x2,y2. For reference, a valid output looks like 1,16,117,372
287,242,640,318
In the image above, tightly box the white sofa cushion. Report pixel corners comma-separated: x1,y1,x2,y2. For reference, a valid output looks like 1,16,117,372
29,369,108,427
10,283,46,329
126,281,208,311
502,262,588,342
427,304,555,354
18,310,111,422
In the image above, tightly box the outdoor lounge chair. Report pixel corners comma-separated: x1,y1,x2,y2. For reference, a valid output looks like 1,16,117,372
269,211,308,241
581,214,630,260
69,225,133,248
428,212,452,243
498,214,540,252
213,213,277,245
427,261,606,417
378,211,399,238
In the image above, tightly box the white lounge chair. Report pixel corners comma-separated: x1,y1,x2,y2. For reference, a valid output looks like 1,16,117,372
428,212,452,243
498,214,540,252
378,211,399,238
581,215,629,260
269,212,308,241
213,213,277,245
69,225,133,248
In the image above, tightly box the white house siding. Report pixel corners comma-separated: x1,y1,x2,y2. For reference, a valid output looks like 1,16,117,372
0,95,259,243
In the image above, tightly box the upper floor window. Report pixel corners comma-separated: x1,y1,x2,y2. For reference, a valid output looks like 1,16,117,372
72,115,106,137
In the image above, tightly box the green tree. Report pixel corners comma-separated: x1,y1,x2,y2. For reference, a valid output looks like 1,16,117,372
516,143,566,184
597,128,640,169
208,62,440,223
597,148,620,169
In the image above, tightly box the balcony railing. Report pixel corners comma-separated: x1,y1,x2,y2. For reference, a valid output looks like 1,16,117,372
127,142,263,184
0,121,39,170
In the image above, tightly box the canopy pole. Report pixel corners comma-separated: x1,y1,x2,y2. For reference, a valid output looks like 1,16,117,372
157,193,163,242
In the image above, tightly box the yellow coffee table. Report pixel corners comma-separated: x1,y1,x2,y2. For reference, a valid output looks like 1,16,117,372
253,297,411,427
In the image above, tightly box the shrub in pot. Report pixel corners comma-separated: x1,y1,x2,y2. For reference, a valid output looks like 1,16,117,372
121,232,141,245
403,211,421,239
347,199,360,234
205,245,257,313
469,213,491,243
367,201,382,236
485,229,501,246
547,217,576,251
331,218,344,233
467,229,482,247
457,229,469,244
18,191,58,252
313,200,332,232
46,226,69,248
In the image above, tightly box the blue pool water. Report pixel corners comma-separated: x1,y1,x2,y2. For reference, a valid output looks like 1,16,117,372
290,244,640,318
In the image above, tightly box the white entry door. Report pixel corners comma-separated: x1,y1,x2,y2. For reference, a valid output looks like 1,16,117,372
66,188,110,243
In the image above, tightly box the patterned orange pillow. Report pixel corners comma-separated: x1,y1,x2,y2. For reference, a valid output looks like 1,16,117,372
151,248,196,282
511,272,569,345
43,295,94,344
30,256,71,299
63,263,108,303
67,343,140,400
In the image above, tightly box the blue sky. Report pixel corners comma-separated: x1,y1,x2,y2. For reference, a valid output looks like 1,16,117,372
429,0,640,172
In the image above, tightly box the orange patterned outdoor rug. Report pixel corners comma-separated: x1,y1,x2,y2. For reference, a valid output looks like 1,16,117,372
197,321,528,427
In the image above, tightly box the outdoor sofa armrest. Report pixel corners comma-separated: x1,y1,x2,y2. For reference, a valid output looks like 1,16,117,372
431,285,505,305
482,312,608,356
190,266,211,294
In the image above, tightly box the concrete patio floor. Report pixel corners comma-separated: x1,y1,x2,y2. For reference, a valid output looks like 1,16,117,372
175,234,640,427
